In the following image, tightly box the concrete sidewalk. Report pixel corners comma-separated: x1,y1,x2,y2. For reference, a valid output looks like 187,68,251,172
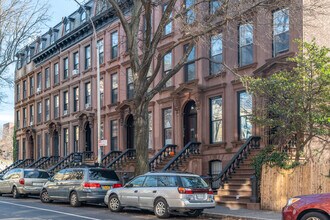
203,206,281,220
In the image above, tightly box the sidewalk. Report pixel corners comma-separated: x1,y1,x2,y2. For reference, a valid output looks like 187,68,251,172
203,205,281,220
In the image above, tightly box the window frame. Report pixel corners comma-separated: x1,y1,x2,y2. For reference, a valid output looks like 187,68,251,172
209,96,222,143
237,91,253,140
162,108,173,145
210,34,223,75
184,44,196,82
162,51,172,87
85,45,91,70
239,23,254,67
273,8,290,57
111,31,118,59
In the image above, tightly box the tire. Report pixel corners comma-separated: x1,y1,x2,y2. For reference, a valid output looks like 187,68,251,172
40,189,52,203
69,191,81,207
108,195,123,212
187,209,203,217
301,212,329,220
12,187,20,199
154,198,170,219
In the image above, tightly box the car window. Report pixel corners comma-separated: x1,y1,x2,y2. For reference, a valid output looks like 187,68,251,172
157,176,179,187
180,176,208,188
10,170,21,179
63,170,73,180
88,169,119,181
24,170,49,178
71,170,84,180
3,170,13,179
128,176,145,187
53,170,66,181
143,176,157,187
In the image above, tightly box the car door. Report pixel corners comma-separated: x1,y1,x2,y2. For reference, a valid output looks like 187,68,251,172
0,170,13,193
59,169,73,200
8,169,21,192
120,176,146,207
139,175,158,209
47,169,65,198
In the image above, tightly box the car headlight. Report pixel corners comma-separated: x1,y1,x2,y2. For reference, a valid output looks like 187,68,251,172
287,198,300,206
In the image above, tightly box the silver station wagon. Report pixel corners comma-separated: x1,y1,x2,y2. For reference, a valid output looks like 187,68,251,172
0,168,50,198
104,172,215,218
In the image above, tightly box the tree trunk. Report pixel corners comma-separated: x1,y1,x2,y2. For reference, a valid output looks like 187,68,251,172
133,100,150,175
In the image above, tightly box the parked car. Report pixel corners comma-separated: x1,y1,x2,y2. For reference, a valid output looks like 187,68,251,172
282,193,330,220
0,168,50,198
104,172,215,219
40,167,122,207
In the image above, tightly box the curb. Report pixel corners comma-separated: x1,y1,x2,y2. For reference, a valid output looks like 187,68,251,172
203,212,278,220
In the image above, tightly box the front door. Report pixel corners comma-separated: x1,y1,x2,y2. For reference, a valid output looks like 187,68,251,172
126,115,134,149
53,132,59,157
85,122,92,152
28,136,34,160
183,101,197,146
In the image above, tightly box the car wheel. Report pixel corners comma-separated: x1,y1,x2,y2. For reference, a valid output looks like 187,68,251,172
69,191,81,207
301,212,329,220
154,198,170,219
40,189,52,203
12,187,20,199
108,195,123,212
187,209,203,217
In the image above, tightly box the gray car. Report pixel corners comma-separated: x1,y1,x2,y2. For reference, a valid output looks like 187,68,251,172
104,172,215,218
40,167,121,207
0,168,50,198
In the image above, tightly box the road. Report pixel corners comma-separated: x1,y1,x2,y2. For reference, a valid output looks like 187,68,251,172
0,195,215,220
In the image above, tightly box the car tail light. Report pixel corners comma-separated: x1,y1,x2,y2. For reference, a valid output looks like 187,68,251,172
112,183,122,188
19,178,25,185
83,182,101,188
207,188,214,195
178,187,193,194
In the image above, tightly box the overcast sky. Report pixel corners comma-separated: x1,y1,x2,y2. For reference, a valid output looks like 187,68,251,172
0,0,80,129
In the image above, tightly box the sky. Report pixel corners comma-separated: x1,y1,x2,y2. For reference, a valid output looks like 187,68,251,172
0,0,79,129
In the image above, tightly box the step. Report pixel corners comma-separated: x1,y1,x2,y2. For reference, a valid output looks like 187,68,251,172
220,195,251,203
221,184,252,191
218,189,252,196
230,173,255,179
215,199,248,209
224,179,252,185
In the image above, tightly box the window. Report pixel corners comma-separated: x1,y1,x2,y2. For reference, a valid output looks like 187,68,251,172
210,96,222,143
81,11,86,22
163,51,172,87
22,139,26,159
148,112,153,149
16,84,20,102
73,52,79,71
16,111,20,129
30,76,34,96
37,72,42,91
73,87,79,112
54,63,59,84
210,34,223,75
29,105,34,125
23,80,27,99
111,73,118,104
45,68,50,89
45,98,50,121
63,57,69,79
100,79,104,106
97,40,104,64
65,21,70,33
63,91,69,115
163,108,172,145
73,126,79,152
184,44,195,82
85,82,91,107
23,108,27,127
127,68,134,99
54,95,59,118
37,135,42,158
85,45,91,69
210,0,221,14
37,102,42,123
144,176,158,187
185,0,195,24
129,176,146,187
26,49,31,63
100,122,104,140
163,4,172,35
63,128,69,156
239,23,254,66
273,8,289,56
45,133,50,156
111,31,118,59
110,120,118,151
238,91,252,140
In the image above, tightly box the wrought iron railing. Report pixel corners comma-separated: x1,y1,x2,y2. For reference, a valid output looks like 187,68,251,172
149,144,177,171
27,157,49,168
17,159,35,168
162,142,201,171
36,156,61,170
107,149,136,169
0,160,23,174
82,151,94,161
102,151,122,167
211,136,261,188
48,153,76,175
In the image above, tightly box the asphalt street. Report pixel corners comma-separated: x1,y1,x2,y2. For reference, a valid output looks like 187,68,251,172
0,195,215,220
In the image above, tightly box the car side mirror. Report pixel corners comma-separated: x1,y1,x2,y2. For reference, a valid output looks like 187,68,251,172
125,183,133,188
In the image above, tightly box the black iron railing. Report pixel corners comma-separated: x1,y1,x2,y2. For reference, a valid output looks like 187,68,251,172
211,136,261,188
162,142,201,171
107,149,136,169
27,157,49,168
17,159,35,168
48,153,76,175
102,151,122,167
82,151,94,161
149,144,177,171
36,156,61,170
0,160,23,174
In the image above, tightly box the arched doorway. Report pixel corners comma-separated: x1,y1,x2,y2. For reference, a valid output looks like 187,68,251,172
183,100,197,145
126,114,134,149
53,131,59,156
85,122,92,152
28,136,34,160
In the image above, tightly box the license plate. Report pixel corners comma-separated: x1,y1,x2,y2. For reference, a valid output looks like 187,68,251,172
32,182,44,186
196,194,205,199
102,186,110,190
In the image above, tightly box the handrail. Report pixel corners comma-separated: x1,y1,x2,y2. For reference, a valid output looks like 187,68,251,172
27,157,48,168
48,153,76,174
0,160,23,174
149,144,177,171
101,151,122,166
162,142,201,171
36,156,61,169
107,149,136,169
17,159,35,168
212,136,261,187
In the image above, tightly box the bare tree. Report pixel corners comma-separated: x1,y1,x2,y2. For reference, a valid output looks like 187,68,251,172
0,0,49,103
105,0,329,175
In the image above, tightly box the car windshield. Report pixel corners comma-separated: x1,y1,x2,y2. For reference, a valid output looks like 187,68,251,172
180,176,208,188
24,170,50,178
88,169,119,181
